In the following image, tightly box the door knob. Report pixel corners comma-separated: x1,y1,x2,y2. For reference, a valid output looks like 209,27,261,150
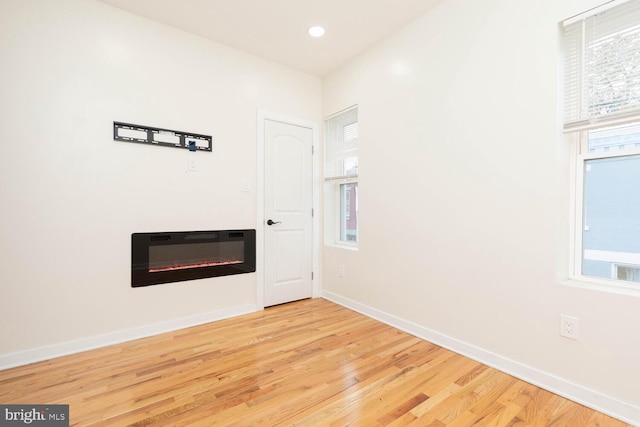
267,219,281,226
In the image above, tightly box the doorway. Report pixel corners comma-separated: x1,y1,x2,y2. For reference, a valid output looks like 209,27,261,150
257,112,319,307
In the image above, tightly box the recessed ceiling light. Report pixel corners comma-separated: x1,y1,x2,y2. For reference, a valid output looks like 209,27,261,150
308,26,326,38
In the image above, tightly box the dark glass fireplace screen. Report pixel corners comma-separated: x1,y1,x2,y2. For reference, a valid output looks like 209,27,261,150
132,230,256,287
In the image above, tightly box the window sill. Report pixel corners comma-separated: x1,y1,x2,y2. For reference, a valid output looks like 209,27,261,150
560,277,640,298
324,243,359,252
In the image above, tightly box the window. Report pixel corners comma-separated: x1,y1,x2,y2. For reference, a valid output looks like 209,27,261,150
324,107,358,246
340,183,357,242
563,0,640,286
615,264,640,281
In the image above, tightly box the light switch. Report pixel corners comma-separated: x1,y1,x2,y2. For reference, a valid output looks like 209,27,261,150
188,157,198,171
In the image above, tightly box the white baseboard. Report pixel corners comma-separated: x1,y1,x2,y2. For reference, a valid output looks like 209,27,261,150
0,304,258,371
322,290,640,426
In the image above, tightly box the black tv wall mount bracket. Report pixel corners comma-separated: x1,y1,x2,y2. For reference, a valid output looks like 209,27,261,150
113,121,212,152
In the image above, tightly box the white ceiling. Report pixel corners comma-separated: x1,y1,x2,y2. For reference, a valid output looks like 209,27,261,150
97,0,443,76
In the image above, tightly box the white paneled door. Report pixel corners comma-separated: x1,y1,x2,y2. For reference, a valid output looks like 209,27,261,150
263,119,313,307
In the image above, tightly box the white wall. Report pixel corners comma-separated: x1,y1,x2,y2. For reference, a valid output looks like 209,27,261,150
0,0,320,359
322,0,640,422
2,0,638,421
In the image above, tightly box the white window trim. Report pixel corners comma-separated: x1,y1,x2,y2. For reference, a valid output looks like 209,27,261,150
324,106,359,249
561,0,640,295
566,130,640,296
335,179,358,248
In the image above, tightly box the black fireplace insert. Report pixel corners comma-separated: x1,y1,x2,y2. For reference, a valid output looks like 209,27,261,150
131,229,256,287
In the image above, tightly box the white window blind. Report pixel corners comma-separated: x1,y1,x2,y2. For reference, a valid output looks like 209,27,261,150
324,107,358,182
563,0,640,132
343,122,358,141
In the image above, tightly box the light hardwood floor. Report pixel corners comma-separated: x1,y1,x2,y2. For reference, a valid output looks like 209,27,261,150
0,298,630,426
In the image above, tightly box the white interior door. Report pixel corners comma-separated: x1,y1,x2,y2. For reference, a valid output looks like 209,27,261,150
264,119,313,307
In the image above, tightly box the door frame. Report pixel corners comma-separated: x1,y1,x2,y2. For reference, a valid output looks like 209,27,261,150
256,110,321,309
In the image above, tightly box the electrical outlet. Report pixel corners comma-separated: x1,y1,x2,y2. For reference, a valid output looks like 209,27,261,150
560,314,580,340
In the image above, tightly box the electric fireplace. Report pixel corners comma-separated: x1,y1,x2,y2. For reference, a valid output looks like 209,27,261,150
131,229,256,287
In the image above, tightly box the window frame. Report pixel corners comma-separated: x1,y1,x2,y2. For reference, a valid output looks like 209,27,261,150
569,129,640,291
562,0,640,293
324,106,359,249
338,181,358,244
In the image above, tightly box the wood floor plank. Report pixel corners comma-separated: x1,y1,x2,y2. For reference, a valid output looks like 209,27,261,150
0,298,631,426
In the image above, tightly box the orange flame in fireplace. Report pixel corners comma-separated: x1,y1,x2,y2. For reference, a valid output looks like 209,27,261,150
149,259,243,273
